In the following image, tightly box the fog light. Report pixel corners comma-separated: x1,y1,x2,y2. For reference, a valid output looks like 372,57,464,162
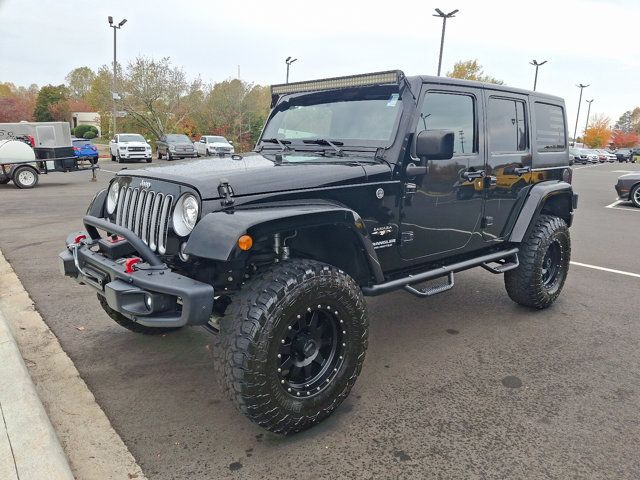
179,242,190,261
145,295,153,311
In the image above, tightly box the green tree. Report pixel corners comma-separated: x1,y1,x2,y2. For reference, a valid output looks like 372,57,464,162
33,84,68,121
447,60,504,85
65,67,96,100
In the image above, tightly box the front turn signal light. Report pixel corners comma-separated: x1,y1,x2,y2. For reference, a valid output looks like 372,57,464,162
238,235,253,251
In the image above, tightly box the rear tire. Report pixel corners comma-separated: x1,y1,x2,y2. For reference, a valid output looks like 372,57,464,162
505,214,570,309
97,294,181,335
215,259,368,435
13,166,39,189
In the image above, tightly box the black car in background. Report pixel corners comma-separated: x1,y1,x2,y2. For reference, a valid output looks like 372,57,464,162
156,134,197,160
614,148,632,162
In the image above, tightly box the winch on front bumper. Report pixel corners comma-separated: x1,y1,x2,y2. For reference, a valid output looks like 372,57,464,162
59,215,214,328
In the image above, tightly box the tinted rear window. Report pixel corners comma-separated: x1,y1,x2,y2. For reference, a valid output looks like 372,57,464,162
535,102,566,152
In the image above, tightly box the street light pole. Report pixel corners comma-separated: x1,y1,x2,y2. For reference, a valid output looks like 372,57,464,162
572,83,589,146
529,59,547,91
584,99,594,136
108,16,127,137
285,56,297,84
433,8,459,76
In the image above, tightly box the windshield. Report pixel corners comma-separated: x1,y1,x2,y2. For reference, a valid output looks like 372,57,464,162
119,134,145,142
207,136,227,143
167,134,190,143
261,91,403,147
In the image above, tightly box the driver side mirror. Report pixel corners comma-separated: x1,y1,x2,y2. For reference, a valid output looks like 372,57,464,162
415,130,455,160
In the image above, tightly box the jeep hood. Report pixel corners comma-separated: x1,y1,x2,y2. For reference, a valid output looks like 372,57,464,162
120,153,390,199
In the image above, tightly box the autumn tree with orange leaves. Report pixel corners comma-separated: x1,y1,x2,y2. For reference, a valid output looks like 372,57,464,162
583,114,612,148
611,130,640,148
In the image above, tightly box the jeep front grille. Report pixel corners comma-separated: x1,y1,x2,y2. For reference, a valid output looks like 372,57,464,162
115,187,174,254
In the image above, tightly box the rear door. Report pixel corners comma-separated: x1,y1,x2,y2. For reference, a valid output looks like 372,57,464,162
482,93,532,241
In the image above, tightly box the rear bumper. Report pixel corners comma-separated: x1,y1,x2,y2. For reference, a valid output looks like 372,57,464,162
59,216,213,328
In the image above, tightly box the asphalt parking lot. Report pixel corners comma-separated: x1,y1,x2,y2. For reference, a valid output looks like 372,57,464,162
1,159,639,479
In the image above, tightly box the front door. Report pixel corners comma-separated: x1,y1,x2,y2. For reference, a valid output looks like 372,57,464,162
400,86,485,261
482,93,532,241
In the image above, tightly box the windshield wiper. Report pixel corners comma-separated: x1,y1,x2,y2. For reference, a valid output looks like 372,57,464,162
302,139,345,156
261,138,292,152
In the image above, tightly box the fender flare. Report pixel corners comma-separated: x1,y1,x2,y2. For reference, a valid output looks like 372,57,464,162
87,188,107,218
509,181,576,243
184,201,384,283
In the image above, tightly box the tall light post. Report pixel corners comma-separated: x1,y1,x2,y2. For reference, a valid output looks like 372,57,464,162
584,99,594,136
108,16,127,137
433,8,459,76
285,56,297,84
529,59,547,91
572,83,589,146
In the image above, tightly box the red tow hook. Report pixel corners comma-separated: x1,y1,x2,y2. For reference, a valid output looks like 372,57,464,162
124,257,142,274
74,234,87,244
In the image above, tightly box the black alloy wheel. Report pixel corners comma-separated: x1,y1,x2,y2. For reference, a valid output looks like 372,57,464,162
277,306,346,398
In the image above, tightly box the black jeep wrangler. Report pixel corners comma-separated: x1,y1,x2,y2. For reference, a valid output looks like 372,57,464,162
60,70,577,434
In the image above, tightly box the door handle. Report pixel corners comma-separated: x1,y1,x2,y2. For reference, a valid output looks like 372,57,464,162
514,166,531,176
463,170,485,181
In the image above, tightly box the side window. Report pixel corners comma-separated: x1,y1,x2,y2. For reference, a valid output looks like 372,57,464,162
418,92,476,155
488,97,528,153
534,102,566,152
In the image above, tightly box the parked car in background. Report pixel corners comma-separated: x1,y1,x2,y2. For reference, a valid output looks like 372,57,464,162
195,135,234,157
569,147,589,164
156,133,197,160
595,149,616,163
109,134,152,163
583,150,599,163
614,148,632,162
614,172,640,207
71,138,98,165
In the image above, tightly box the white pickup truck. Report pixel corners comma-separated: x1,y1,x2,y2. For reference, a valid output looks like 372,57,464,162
109,134,152,163
194,135,235,157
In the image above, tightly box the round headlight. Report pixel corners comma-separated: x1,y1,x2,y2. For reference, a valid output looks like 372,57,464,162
173,194,199,236
106,181,120,214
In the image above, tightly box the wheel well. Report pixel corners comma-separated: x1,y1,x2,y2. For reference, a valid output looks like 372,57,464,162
273,225,374,285
540,192,572,224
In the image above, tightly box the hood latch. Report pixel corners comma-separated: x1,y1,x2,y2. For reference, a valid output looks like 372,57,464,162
218,178,235,208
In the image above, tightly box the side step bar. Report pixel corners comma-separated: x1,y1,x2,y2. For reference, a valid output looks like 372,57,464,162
361,248,519,297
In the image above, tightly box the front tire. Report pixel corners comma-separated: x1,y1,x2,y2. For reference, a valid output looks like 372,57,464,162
215,259,368,435
97,294,181,335
630,184,640,208
505,214,570,309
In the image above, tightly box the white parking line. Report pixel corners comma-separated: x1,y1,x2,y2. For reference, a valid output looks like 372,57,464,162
605,200,624,209
570,261,640,279
99,168,119,174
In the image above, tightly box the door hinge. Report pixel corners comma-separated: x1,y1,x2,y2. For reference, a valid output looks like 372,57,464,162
401,231,415,244
404,183,417,196
218,179,234,207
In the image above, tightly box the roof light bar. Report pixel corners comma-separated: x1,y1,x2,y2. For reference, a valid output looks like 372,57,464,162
271,70,404,97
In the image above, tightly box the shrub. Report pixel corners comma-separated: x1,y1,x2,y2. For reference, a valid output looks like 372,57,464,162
74,124,98,138
83,131,96,139
70,127,76,136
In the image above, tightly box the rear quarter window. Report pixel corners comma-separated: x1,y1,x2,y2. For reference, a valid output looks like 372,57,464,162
535,102,566,152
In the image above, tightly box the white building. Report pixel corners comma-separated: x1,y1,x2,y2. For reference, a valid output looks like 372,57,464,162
71,112,101,136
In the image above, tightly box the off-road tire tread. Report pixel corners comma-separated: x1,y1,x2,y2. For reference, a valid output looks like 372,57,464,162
504,214,570,309
215,259,368,435
96,293,181,335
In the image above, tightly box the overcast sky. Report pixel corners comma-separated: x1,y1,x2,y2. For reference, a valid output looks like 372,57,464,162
1,0,638,134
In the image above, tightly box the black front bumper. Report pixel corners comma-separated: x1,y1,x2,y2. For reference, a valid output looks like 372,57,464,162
59,216,214,328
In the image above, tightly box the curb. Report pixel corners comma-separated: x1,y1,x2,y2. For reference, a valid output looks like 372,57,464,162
0,310,74,480
0,249,147,479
